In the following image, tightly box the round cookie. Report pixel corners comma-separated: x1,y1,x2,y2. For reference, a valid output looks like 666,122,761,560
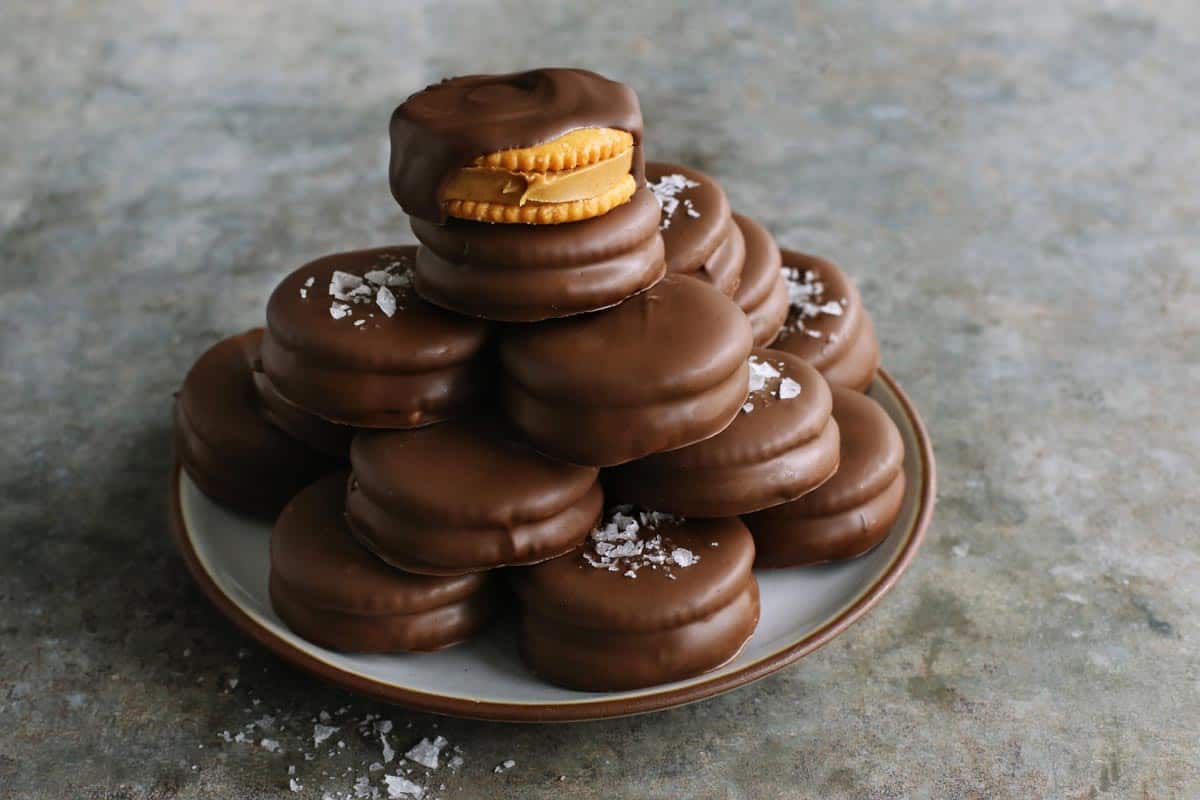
731,213,789,347
745,387,905,567
512,508,759,691
411,187,666,321
261,246,492,428
646,162,731,274
771,250,880,392
346,419,602,575
699,218,745,297
174,329,338,518
390,68,645,224
500,274,753,467
606,349,840,517
251,369,353,459
270,473,497,652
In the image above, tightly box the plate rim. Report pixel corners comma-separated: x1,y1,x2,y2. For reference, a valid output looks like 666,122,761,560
169,367,936,723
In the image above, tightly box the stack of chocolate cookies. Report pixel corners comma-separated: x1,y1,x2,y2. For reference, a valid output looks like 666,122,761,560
174,68,905,691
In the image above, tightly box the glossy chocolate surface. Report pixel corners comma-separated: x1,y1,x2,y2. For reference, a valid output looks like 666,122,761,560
174,329,337,518
731,213,788,346
513,514,759,690
500,274,753,465
771,249,879,392
261,246,493,428
697,217,745,297
412,188,666,321
270,473,495,652
647,161,731,274
745,388,906,567
347,419,601,574
390,68,644,222
251,369,353,459
606,350,840,517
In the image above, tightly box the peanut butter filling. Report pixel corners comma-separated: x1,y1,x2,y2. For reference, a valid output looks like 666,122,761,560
441,147,634,207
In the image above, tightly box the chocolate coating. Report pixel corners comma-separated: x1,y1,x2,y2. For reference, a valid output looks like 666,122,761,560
411,188,666,321
500,274,753,466
647,161,731,274
261,246,493,428
513,515,759,690
390,68,644,222
698,218,745,297
745,388,906,567
251,369,353,459
607,350,840,517
270,473,496,652
731,213,788,346
174,329,338,518
346,419,601,575
771,249,880,392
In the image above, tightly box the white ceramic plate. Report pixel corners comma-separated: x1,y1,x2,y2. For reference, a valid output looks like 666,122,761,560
171,369,934,722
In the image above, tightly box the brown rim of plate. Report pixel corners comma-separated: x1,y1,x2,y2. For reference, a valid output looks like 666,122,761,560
168,367,935,724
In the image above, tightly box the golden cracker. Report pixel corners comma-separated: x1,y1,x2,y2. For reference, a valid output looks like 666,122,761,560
443,174,637,225
471,128,634,173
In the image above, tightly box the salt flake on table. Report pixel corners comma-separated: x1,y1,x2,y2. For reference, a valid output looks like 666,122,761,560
493,759,516,774
404,736,447,769
313,723,339,747
384,774,423,798
260,738,281,753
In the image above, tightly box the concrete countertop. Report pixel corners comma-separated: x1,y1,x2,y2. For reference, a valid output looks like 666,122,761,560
2,1,1197,797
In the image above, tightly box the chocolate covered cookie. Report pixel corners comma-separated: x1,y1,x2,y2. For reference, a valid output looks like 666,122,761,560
500,274,753,466
270,473,496,652
647,162,742,296
745,387,905,567
174,329,338,517
513,507,759,691
346,419,601,575
389,68,644,224
261,246,492,428
771,250,880,392
731,213,789,347
411,187,666,321
607,349,839,517
251,369,353,459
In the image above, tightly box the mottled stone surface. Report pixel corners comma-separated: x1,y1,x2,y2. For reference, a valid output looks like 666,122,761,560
3,1,1198,798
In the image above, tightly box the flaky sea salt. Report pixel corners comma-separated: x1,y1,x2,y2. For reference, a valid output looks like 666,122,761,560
384,774,423,799
376,286,397,318
289,778,303,792
261,739,282,753
324,253,413,322
313,724,339,747
748,356,781,392
493,759,516,774
649,173,701,230
670,548,697,567
582,506,701,578
780,265,844,341
330,271,364,300
743,355,803,412
404,736,447,769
